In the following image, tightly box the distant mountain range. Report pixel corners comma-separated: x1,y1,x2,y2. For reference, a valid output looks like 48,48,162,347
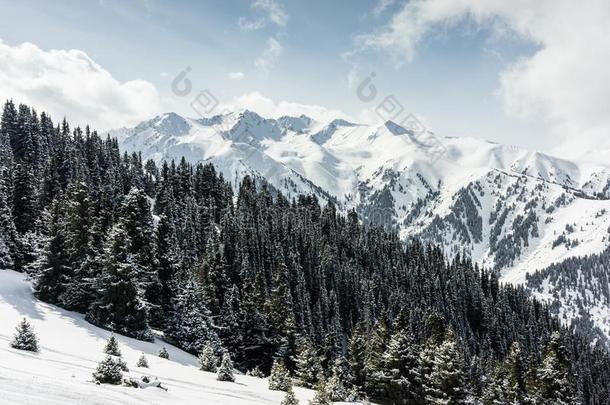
112,110,610,340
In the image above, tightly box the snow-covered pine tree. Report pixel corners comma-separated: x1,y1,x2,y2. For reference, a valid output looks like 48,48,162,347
0,233,13,270
377,324,420,404
532,332,578,404
199,341,219,372
309,378,331,405
104,336,121,356
116,356,129,372
119,188,161,324
92,355,123,385
10,318,39,352
425,330,468,405
165,277,222,354
294,337,321,388
218,283,244,358
364,314,390,394
136,353,149,368
281,385,299,405
32,198,72,304
266,247,297,362
247,366,265,378
216,352,235,382
86,222,152,341
482,366,508,405
0,170,16,270
327,356,350,402
348,322,367,389
58,181,93,311
269,358,291,391
159,346,170,359
12,162,38,235
504,341,529,403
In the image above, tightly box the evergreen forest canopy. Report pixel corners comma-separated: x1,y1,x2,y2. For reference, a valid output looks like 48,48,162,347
1,100,610,404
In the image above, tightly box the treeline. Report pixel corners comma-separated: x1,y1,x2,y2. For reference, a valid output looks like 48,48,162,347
1,100,610,404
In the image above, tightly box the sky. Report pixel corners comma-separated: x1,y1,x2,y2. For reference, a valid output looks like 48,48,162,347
0,0,608,163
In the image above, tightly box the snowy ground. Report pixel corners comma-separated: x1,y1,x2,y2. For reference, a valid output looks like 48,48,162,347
0,270,322,405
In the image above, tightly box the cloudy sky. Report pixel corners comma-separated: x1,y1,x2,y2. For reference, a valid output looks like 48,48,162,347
0,0,609,162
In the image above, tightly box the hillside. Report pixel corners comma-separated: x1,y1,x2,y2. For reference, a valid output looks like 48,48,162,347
0,270,317,405
3,100,610,404
114,111,610,280
113,110,610,339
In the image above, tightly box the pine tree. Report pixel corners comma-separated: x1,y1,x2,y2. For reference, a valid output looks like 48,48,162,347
364,315,390,394
532,332,578,405
159,346,170,359
12,162,38,234
281,385,300,405
295,337,322,388
86,222,152,341
376,325,419,404
0,234,13,270
10,318,39,352
348,322,368,389
424,331,468,405
269,359,291,391
92,355,123,385
327,356,350,402
136,354,149,368
216,352,235,382
505,341,528,404
32,199,72,304
199,342,219,372
59,181,93,311
247,366,265,378
0,170,16,270
482,366,508,405
309,379,331,405
165,277,222,354
120,188,161,323
104,336,121,356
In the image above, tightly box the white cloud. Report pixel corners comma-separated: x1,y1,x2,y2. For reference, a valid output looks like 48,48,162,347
220,91,353,123
238,17,266,31
373,0,395,16
254,37,283,73
228,71,245,80
253,0,288,26
352,0,610,161
238,0,288,31
0,40,163,131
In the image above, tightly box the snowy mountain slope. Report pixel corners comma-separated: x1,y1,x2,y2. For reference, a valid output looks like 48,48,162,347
112,110,610,341
525,247,610,340
0,270,320,405
113,111,610,278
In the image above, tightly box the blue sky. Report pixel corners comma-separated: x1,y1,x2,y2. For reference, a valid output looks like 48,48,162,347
0,0,608,160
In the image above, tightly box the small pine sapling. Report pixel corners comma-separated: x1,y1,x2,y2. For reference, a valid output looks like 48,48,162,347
104,336,121,356
136,353,149,368
198,342,218,372
216,352,235,382
158,346,169,359
92,355,123,385
10,318,39,352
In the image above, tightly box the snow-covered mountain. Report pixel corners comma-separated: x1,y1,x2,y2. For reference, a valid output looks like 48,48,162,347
112,110,610,337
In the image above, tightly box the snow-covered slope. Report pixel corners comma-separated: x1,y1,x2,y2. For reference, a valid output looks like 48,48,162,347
112,111,610,338
113,111,610,274
0,270,319,405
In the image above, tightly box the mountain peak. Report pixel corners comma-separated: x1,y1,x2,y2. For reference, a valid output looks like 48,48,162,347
134,112,191,137
277,114,314,133
383,120,408,135
329,118,357,128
